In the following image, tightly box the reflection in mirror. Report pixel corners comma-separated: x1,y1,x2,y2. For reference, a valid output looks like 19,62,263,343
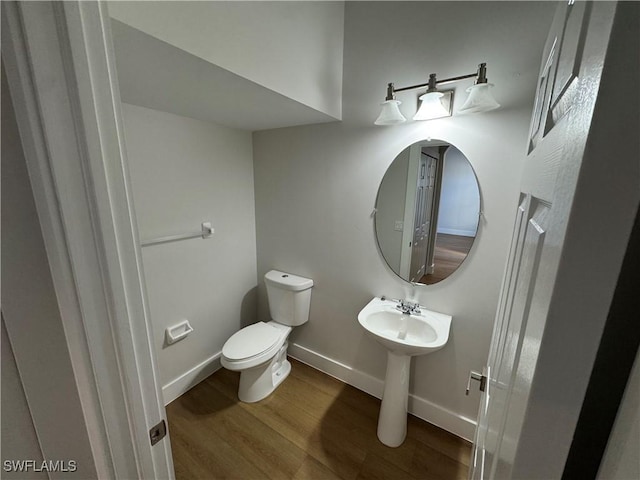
375,141,480,284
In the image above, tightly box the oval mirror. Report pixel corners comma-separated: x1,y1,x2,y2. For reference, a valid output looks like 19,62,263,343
375,140,480,284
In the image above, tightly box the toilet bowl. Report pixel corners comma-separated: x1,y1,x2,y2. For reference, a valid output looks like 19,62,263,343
221,321,292,403
221,270,313,403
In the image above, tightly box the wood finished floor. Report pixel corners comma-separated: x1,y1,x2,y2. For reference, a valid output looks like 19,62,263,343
167,358,471,480
421,234,475,285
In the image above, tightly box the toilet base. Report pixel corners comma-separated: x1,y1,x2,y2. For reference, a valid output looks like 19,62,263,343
238,343,290,403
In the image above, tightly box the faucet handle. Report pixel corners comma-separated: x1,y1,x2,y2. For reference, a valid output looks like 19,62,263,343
395,299,420,314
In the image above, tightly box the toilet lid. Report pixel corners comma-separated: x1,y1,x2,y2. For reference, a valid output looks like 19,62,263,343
222,322,282,361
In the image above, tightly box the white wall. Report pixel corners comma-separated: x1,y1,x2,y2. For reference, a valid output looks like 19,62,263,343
109,1,344,120
122,104,258,403
253,1,555,439
375,146,409,273
437,147,481,237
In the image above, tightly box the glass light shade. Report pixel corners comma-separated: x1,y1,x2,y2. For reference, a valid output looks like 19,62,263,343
459,83,500,114
413,91,451,121
375,100,407,125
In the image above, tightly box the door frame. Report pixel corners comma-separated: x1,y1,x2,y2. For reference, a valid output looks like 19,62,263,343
399,143,421,279
2,2,173,478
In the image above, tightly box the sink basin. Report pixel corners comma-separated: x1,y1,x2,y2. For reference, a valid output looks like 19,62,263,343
358,297,451,356
358,297,452,447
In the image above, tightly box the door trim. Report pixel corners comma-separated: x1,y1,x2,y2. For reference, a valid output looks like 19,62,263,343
2,2,173,478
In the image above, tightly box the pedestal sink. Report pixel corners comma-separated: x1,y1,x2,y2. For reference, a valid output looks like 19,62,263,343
358,297,452,447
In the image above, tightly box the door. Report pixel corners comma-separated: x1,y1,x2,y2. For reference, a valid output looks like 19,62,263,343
470,2,637,478
471,194,550,479
409,149,439,282
409,154,429,280
423,148,444,276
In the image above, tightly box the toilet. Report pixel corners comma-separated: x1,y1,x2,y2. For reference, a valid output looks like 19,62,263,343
221,270,313,403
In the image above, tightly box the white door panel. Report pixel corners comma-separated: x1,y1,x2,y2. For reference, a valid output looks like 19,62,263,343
491,200,549,479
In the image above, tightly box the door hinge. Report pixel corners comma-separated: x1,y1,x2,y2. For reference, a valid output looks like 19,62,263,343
149,419,167,446
466,370,487,395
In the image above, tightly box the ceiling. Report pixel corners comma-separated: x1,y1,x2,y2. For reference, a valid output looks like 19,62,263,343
110,20,339,132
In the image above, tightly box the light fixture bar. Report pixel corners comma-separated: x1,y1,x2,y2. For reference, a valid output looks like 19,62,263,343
390,63,489,96
392,72,477,94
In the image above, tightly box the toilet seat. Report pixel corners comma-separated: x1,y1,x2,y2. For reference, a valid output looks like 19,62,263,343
221,322,289,371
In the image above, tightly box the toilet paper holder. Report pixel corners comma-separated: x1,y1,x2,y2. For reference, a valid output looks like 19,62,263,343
165,319,194,345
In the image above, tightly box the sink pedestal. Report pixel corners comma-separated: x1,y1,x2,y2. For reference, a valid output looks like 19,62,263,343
377,351,411,447
358,297,452,448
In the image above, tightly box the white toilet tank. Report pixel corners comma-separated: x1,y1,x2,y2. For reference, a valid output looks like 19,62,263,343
265,270,313,326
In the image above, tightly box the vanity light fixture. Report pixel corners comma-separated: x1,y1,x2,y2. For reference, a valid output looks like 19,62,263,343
374,84,407,125
375,63,499,125
413,74,453,121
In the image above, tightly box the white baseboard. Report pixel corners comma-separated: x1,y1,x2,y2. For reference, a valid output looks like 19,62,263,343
162,352,222,405
408,394,477,443
288,342,476,442
437,228,476,237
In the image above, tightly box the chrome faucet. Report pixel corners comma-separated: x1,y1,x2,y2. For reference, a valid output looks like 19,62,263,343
396,300,420,315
